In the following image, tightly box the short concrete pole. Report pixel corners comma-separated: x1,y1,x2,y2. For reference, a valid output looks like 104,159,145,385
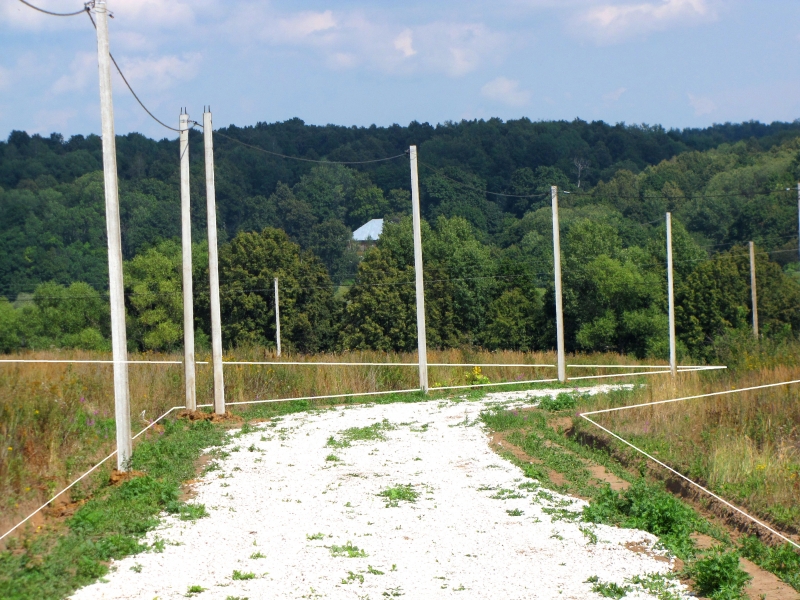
274,277,281,357
749,241,759,338
95,0,131,470
203,109,225,414
666,213,677,377
551,186,566,383
180,111,196,411
409,146,428,393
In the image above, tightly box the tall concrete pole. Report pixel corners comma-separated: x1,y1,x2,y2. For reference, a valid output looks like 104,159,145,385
666,213,677,377
95,0,131,470
551,186,566,383
203,110,225,416
179,111,196,411
274,277,281,357
749,241,759,338
797,182,800,264
409,146,428,393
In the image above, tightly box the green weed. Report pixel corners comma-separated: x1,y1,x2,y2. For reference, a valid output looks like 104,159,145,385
377,484,419,507
306,533,325,541
325,454,341,462
329,542,368,558
687,548,750,599
367,565,384,575
506,508,523,516
341,571,364,584
186,584,206,596
231,570,256,581
249,552,266,559
739,536,800,591
585,576,630,598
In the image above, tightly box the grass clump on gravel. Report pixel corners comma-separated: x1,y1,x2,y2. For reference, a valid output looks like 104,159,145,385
327,419,395,448
0,418,226,600
585,576,630,599
231,570,256,580
377,484,419,507
329,542,368,558
186,584,206,595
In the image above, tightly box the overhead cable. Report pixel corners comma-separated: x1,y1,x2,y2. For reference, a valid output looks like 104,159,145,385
16,0,88,17
417,159,550,199
83,9,181,133
192,123,407,165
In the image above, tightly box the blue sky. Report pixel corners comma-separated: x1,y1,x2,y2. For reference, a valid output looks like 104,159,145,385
2,0,799,140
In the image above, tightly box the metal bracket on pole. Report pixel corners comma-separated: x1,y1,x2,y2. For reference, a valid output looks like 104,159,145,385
95,0,132,470
180,112,196,411
203,109,225,414
749,241,758,338
409,146,428,393
274,277,281,357
551,186,566,383
666,213,677,377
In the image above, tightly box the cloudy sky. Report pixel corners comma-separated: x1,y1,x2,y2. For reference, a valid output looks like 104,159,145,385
2,0,799,140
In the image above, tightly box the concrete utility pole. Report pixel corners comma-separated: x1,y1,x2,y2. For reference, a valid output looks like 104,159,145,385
666,213,677,377
203,109,225,415
180,111,196,411
95,0,131,470
409,146,429,393
749,241,759,338
551,186,566,383
797,182,800,264
274,277,281,357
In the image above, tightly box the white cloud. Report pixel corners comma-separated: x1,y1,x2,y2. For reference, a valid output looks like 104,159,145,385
116,53,202,91
578,0,717,43
413,22,506,77
603,87,627,101
52,52,97,94
481,76,531,107
107,0,196,27
394,29,416,58
277,10,336,40
688,92,716,115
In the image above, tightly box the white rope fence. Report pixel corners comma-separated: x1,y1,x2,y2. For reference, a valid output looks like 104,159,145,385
580,379,800,550
0,405,184,543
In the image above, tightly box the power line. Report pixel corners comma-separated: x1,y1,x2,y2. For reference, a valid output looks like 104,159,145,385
16,0,88,17
192,122,407,165
417,159,550,199
83,9,181,133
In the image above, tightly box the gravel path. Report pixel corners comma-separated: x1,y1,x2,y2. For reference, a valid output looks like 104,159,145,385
73,386,690,600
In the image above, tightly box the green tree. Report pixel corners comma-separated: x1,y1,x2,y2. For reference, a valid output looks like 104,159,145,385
217,228,338,352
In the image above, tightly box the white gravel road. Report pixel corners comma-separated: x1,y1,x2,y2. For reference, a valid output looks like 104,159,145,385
72,386,690,600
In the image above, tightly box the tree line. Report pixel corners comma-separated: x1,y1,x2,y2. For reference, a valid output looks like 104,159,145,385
1,117,800,360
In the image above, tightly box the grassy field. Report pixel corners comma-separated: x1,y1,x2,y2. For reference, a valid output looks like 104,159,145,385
1,341,799,598
571,363,800,533
0,346,603,527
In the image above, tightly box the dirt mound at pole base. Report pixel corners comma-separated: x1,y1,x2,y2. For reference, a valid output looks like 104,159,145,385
176,409,243,424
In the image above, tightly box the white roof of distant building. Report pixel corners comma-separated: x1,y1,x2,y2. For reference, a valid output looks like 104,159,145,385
353,218,384,241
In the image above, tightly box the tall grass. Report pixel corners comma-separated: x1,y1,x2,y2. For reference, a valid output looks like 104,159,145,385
6,346,641,527
574,342,800,531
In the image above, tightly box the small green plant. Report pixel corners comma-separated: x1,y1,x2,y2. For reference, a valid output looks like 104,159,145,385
326,454,341,462
579,525,598,544
186,584,206,596
231,570,256,581
585,577,630,598
341,571,365,584
250,551,266,559
378,484,419,507
130,563,143,573
368,565,385,575
688,548,751,599
166,502,209,521
538,392,580,412
506,508,523,516
329,542,368,558
307,532,325,540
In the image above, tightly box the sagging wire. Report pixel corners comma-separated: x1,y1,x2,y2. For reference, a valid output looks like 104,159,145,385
16,0,88,17
190,120,407,165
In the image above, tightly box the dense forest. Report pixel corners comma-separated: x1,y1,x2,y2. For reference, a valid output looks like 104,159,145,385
1,117,800,360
